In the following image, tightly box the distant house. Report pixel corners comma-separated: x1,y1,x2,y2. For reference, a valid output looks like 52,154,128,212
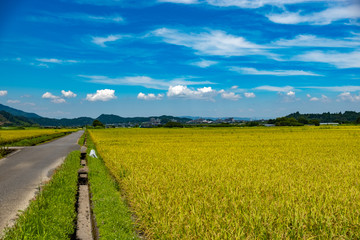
264,124,275,127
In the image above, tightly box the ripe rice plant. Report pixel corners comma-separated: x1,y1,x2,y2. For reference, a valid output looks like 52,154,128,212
0,129,76,146
89,127,360,239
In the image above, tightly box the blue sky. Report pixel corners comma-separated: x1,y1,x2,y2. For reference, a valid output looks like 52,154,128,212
0,0,359,118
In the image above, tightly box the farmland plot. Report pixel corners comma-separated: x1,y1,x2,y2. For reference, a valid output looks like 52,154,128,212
0,129,76,145
89,127,360,239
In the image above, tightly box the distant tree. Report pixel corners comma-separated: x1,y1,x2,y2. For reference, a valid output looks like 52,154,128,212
298,117,309,124
309,119,320,126
275,117,303,126
267,119,276,124
356,117,360,124
246,121,259,127
164,122,183,128
92,120,105,128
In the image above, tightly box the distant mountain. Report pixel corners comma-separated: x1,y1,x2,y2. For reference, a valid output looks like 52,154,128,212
97,114,191,124
286,111,360,123
0,103,42,118
31,117,94,127
0,104,192,127
0,111,35,126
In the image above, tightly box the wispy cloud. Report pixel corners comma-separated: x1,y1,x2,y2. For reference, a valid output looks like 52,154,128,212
160,0,336,8
158,0,199,3
273,34,360,48
294,51,360,68
28,12,124,24
0,90,8,97
36,58,78,64
81,14,124,23
70,0,153,7
137,92,164,100
151,28,272,57
254,85,294,92
267,4,360,25
79,75,215,90
91,34,123,47
7,100,20,104
86,89,117,102
303,86,360,92
230,67,322,76
191,59,218,68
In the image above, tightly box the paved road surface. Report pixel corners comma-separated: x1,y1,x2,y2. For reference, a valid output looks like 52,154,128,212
0,130,84,232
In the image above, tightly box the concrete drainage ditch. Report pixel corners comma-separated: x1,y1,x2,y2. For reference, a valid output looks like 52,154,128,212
74,138,98,240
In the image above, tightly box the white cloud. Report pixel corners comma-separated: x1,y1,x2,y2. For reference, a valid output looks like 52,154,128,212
0,90,8,97
36,58,78,64
80,75,215,90
152,28,271,57
286,91,295,96
91,34,122,47
61,90,77,98
137,92,164,100
254,85,294,92
274,34,360,48
230,67,322,76
306,94,311,98
42,92,58,99
42,92,66,103
337,92,360,102
294,51,360,68
86,89,117,102
278,90,299,102
231,85,238,89
220,91,241,101
309,95,329,102
267,4,360,25
7,100,20,104
244,92,256,98
167,85,217,100
191,59,218,68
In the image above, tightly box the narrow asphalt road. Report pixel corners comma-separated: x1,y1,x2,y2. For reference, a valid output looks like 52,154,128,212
0,130,84,232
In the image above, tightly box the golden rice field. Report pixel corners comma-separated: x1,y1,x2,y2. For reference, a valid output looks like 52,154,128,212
89,127,360,239
0,129,76,145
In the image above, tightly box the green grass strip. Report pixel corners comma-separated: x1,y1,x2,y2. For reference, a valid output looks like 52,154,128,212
77,132,86,146
86,135,138,240
2,151,80,240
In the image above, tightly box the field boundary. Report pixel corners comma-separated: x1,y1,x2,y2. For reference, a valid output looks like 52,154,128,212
86,131,139,239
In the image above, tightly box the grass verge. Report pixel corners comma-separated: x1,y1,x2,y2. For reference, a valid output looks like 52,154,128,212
86,134,138,239
2,151,80,239
5,132,73,147
0,147,14,159
77,131,86,145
